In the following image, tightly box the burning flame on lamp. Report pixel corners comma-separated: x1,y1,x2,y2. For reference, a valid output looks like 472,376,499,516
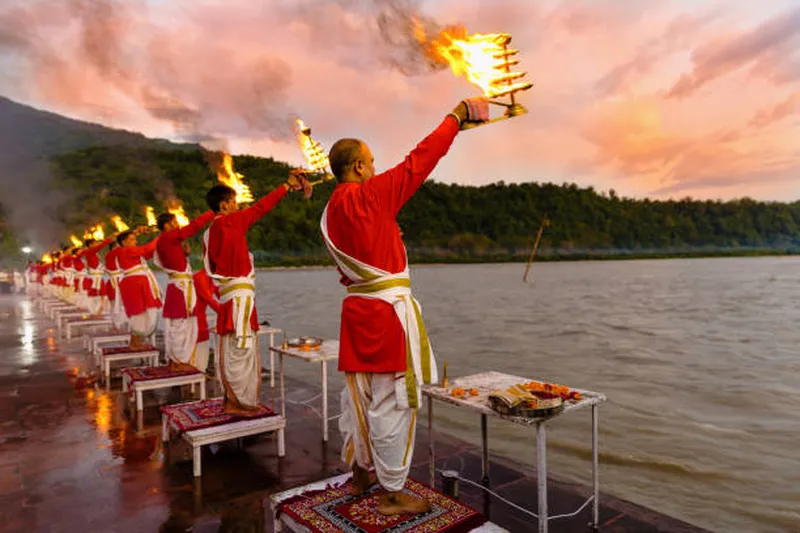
167,202,190,228
145,206,157,227
69,235,82,248
42,253,53,264
414,22,532,127
296,119,334,187
111,215,129,232
87,224,105,241
217,153,254,203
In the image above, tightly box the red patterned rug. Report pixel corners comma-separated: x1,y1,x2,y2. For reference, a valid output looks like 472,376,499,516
122,365,201,383
277,477,487,533
161,398,276,433
102,344,158,356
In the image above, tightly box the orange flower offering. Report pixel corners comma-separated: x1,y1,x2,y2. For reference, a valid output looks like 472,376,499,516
469,388,479,396
451,387,466,398
522,380,582,401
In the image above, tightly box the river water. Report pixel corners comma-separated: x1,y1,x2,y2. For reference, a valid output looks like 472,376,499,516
196,257,798,532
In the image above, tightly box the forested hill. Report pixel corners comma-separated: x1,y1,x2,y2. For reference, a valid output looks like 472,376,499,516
47,144,800,266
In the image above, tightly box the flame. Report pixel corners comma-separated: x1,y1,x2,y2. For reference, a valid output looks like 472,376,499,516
69,235,82,247
414,23,531,98
145,206,157,227
89,224,105,240
296,119,330,172
216,153,254,204
42,253,52,264
82,229,92,240
111,215,129,232
167,202,190,228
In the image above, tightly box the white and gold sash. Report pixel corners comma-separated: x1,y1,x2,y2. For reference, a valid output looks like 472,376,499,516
203,228,256,349
87,266,104,293
154,249,196,315
321,205,437,409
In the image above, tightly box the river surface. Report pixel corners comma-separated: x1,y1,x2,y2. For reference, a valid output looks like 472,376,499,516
175,257,799,532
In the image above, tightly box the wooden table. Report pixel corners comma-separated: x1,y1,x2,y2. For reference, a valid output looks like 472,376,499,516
123,369,207,413
423,371,606,533
269,340,339,442
101,347,159,389
66,318,113,340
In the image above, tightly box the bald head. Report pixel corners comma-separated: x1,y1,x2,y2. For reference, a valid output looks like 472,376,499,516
329,138,375,183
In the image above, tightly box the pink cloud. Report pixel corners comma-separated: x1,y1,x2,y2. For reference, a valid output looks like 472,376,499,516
1,0,799,201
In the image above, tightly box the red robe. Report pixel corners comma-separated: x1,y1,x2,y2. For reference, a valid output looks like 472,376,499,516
205,185,288,335
156,211,214,319
73,254,85,292
103,247,121,301
117,238,161,317
325,116,458,373
193,270,220,343
81,238,114,295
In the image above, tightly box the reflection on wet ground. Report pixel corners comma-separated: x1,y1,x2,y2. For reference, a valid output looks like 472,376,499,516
0,295,710,532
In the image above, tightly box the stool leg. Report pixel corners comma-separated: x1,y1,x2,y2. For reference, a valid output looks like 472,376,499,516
200,380,206,400
278,428,285,457
136,389,143,412
193,446,201,477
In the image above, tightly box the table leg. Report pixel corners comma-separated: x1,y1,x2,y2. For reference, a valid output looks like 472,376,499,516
277,428,285,457
481,413,490,484
537,421,548,533
105,360,110,390
322,359,329,442
136,389,143,412
279,354,285,419
592,404,599,529
428,396,435,488
269,333,275,388
193,445,201,477
200,380,206,400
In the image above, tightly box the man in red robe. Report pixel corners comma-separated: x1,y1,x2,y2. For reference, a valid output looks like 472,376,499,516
320,99,487,514
79,236,115,315
203,173,311,414
155,210,215,369
116,227,162,346
104,242,127,331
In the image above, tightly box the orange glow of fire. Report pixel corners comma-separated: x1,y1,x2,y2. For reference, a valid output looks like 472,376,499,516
413,22,530,98
69,235,82,247
217,153,254,204
145,206,157,226
89,224,105,240
111,215,129,232
296,119,330,172
167,202,190,228
42,253,53,264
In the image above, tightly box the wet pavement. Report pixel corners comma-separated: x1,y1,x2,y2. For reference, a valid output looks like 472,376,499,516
0,295,711,532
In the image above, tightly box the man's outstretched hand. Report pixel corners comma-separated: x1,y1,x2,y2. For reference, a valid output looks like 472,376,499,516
287,169,313,199
452,97,490,129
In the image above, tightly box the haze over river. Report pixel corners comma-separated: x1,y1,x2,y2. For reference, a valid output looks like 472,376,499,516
169,257,799,532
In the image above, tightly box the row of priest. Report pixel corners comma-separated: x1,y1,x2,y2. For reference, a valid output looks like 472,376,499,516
28,97,490,516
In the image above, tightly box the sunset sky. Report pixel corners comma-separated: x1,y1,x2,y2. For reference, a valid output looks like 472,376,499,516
1,0,799,201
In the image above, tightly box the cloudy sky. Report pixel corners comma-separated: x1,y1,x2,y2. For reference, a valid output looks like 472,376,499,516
2,0,799,201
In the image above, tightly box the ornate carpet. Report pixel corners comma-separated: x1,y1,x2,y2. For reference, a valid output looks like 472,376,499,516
277,477,487,533
161,398,276,433
101,344,158,355
122,365,202,383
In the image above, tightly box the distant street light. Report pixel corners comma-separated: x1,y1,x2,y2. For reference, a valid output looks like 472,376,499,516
21,246,32,254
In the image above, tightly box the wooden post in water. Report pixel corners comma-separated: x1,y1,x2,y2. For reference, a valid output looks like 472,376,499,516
522,217,549,283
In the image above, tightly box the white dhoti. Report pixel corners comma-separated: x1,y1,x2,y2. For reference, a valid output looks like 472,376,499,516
340,372,417,492
216,333,260,408
192,340,210,373
164,317,199,365
129,308,158,338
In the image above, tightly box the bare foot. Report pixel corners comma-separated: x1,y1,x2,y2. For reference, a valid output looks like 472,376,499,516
377,492,430,515
351,464,378,495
